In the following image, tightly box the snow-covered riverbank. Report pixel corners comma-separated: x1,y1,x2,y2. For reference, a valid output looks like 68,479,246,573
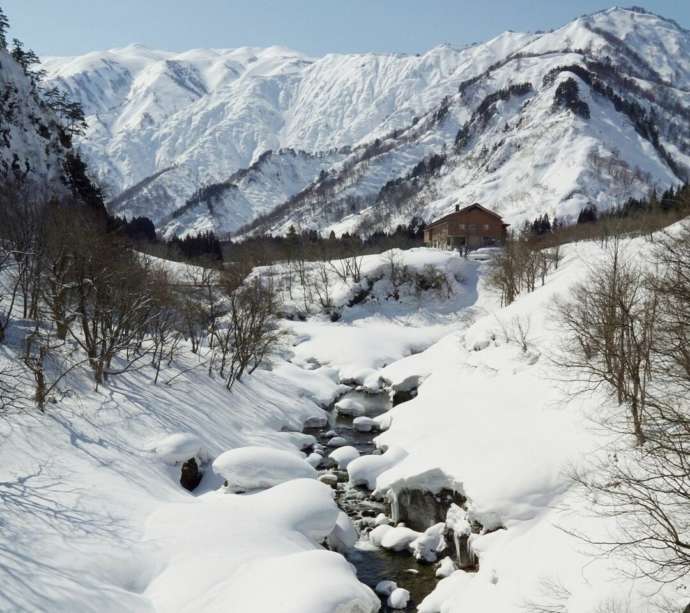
1,240,688,612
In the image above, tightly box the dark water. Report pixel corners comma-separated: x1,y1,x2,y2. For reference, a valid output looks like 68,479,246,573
311,390,440,611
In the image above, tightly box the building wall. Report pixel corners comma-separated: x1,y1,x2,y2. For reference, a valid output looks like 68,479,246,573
424,208,506,248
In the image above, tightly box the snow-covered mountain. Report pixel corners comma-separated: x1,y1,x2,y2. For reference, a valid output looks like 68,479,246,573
43,7,690,237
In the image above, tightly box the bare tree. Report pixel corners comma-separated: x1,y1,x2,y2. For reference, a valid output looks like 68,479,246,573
312,261,334,311
146,267,183,384
68,229,154,387
556,241,655,445
561,226,690,585
220,273,282,390
0,363,26,415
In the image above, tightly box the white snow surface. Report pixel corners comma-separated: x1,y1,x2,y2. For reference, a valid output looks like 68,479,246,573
3,224,690,613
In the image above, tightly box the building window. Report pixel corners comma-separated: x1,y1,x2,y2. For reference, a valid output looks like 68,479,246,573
484,224,490,230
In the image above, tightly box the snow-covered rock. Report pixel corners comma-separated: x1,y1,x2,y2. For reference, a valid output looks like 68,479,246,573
334,396,367,417
388,587,411,609
151,432,206,464
410,522,447,562
368,524,393,548
212,446,317,491
435,557,457,578
353,416,377,432
380,525,421,552
348,445,408,489
375,580,398,596
326,436,349,448
328,446,360,469
327,511,359,552
306,452,323,468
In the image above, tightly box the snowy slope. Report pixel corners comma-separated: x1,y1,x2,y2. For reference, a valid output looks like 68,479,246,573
0,279,378,612
109,148,346,239
43,36,533,192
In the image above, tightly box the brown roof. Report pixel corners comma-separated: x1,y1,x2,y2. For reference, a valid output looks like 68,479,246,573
427,203,507,228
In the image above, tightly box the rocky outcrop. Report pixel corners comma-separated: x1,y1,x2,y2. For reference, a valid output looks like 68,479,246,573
387,487,465,531
180,457,203,491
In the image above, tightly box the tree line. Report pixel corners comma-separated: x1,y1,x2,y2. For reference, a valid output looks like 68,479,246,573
0,182,285,413
488,182,690,306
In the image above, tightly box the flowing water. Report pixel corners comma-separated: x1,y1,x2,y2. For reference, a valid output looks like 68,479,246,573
309,390,440,612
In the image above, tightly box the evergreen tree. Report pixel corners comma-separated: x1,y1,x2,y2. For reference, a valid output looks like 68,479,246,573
577,204,598,224
10,38,44,85
43,87,87,136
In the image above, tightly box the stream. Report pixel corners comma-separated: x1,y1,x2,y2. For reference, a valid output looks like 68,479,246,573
306,390,440,612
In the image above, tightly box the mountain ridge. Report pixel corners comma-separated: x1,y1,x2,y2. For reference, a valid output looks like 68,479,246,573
42,7,690,237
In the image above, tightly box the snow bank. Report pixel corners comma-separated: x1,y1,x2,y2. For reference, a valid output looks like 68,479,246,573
145,479,378,612
364,237,681,611
212,446,317,492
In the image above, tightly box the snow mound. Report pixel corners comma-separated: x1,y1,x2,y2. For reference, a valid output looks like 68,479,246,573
380,525,420,552
348,445,408,489
151,432,206,464
375,580,398,596
147,479,377,612
212,446,317,492
329,446,360,469
306,452,324,468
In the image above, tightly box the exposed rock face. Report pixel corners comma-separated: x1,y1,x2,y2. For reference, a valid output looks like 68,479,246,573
391,375,421,406
180,457,203,491
388,488,465,532
391,388,417,406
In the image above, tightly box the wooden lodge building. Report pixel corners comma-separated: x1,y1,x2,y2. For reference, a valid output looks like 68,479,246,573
423,203,509,250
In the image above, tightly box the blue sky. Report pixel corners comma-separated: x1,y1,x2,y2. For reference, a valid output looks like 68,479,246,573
2,1,689,57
